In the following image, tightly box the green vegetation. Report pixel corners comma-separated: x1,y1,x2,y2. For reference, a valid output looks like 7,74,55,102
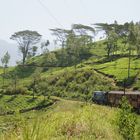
43,67,116,100
117,96,137,140
0,21,140,139
0,66,116,101
91,57,140,87
10,30,41,65
0,98,139,140
0,95,53,115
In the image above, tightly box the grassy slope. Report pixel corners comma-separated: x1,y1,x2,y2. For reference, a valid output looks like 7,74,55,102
95,57,140,80
0,39,140,90
0,98,139,140
0,63,117,100
41,66,116,99
0,95,53,115
83,56,140,89
0,41,139,139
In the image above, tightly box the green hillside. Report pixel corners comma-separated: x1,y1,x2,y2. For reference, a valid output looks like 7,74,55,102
84,56,140,89
0,22,140,140
0,98,139,140
0,39,140,98
0,95,53,115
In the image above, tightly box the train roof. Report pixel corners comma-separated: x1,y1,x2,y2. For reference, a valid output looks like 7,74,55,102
108,91,140,95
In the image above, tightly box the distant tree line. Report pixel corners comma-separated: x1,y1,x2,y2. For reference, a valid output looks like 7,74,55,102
95,21,140,78
9,21,140,78
95,21,140,57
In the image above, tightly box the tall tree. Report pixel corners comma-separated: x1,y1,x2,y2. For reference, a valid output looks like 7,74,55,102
10,30,41,65
126,22,136,78
63,30,82,70
1,51,10,67
72,24,95,43
50,28,70,48
38,81,49,101
134,22,140,57
95,23,119,58
50,28,71,66
72,24,95,58
106,29,118,57
32,46,38,57
116,22,136,79
1,51,10,87
121,23,130,53
27,46,38,59
41,40,50,54
31,69,41,99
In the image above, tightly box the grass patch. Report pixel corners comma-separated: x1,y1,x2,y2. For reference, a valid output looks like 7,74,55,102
0,95,52,115
0,99,139,140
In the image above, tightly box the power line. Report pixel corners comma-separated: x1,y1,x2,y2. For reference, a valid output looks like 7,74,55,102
18,64,67,68
37,0,64,28
79,0,85,9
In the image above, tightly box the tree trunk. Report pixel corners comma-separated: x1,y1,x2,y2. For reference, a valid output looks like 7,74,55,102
137,46,140,58
74,56,77,73
107,47,111,58
22,54,26,65
128,48,131,79
14,76,17,91
2,67,6,88
22,46,29,65
33,79,35,99
107,43,111,58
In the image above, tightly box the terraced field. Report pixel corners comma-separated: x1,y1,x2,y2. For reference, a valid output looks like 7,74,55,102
0,95,53,115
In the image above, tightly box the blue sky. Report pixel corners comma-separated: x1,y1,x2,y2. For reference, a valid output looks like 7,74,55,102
0,0,140,42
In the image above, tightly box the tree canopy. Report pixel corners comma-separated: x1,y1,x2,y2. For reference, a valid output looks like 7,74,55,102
10,30,42,64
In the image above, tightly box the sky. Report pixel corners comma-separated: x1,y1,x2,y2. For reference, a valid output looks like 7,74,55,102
0,0,140,43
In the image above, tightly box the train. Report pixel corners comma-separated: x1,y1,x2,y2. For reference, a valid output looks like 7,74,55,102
92,91,140,113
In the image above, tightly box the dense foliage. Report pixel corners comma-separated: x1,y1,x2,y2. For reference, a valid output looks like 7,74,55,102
117,96,137,140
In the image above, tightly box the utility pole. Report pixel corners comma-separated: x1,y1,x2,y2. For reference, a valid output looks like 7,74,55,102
128,48,131,79
123,80,126,95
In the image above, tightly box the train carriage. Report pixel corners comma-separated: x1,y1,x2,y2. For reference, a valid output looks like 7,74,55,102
93,91,140,113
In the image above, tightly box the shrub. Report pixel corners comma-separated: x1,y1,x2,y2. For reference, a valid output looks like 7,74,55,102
3,86,29,95
117,96,137,140
0,89,4,94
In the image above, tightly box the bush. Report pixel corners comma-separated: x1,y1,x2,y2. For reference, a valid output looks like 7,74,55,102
117,96,137,140
0,89,3,94
3,86,29,95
